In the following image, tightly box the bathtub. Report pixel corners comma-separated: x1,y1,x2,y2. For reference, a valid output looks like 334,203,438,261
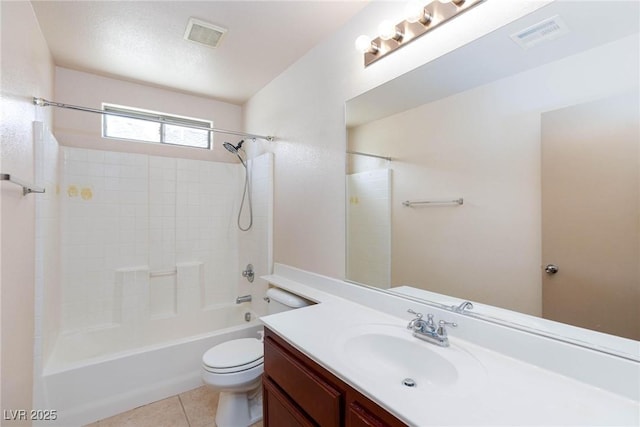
40,305,262,427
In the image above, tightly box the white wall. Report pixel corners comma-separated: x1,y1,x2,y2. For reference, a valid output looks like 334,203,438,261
243,0,552,278
54,67,243,162
0,2,55,424
347,35,639,316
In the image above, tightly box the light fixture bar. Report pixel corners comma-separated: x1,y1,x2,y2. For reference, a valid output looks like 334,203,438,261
361,0,486,67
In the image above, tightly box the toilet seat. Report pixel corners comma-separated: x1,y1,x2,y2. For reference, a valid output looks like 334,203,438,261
203,338,264,374
203,357,264,374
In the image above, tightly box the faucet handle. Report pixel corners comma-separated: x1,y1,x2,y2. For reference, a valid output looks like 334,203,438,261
436,319,457,338
438,320,458,328
407,309,423,319
406,309,423,330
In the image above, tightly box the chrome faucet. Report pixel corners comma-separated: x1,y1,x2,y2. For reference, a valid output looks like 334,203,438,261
236,295,252,304
452,301,474,313
406,309,457,347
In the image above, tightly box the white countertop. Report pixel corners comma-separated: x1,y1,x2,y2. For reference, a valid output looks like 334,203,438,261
260,275,640,426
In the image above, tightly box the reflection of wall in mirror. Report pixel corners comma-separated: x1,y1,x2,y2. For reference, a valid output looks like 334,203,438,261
347,34,639,317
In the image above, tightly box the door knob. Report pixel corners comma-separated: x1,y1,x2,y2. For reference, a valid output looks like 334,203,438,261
544,264,559,275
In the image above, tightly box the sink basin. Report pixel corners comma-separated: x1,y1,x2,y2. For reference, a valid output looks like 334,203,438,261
334,323,486,395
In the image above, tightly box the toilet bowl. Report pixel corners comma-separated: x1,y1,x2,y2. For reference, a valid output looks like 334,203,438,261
202,288,311,427
202,338,264,427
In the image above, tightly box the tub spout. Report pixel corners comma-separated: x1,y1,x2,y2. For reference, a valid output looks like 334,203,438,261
236,295,252,304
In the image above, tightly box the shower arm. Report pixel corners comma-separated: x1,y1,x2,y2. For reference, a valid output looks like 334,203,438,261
32,97,276,142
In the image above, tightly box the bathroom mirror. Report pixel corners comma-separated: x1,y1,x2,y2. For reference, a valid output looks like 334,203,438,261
345,0,640,355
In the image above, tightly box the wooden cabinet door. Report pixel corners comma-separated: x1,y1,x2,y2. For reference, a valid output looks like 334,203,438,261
264,336,342,426
263,378,315,427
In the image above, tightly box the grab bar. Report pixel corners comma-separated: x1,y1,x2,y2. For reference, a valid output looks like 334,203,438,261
402,198,463,207
1,173,45,196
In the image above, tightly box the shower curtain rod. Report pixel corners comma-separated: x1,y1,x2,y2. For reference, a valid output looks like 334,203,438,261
32,97,276,142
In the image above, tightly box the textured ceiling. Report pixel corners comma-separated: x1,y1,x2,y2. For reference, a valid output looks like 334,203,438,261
32,1,368,105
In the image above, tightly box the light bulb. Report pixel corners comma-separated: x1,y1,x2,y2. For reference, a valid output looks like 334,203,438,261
405,1,432,24
405,2,424,23
355,35,378,54
378,20,402,41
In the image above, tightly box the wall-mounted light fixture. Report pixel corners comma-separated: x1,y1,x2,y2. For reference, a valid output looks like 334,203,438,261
355,0,486,67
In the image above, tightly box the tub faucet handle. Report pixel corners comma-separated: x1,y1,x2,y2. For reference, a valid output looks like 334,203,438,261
257,330,264,342
242,264,255,283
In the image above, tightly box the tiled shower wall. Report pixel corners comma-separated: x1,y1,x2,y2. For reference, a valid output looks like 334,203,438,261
238,153,273,315
59,146,243,332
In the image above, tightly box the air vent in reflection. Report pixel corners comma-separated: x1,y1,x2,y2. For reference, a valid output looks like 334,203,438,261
510,15,569,50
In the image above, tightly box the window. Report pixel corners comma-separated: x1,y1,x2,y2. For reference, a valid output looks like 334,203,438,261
102,104,212,149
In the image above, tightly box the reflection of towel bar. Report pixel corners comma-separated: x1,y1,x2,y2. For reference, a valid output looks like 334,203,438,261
149,269,177,278
1,173,45,196
402,198,463,207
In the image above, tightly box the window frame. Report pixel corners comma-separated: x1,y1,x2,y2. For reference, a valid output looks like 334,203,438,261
101,103,213,150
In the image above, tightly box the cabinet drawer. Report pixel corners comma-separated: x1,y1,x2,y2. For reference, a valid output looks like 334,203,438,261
263,378,315,427
264,336,342,426
346,393,407,427
348,401,393,427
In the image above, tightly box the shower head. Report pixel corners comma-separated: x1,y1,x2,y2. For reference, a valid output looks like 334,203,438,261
223,142,237,154
223,140,247,168
223,140,245,154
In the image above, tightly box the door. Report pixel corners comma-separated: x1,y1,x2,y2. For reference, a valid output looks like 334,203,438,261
541,92,639,340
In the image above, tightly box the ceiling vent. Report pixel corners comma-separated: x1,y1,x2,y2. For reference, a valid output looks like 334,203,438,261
184,18,227,49
510,15,569,50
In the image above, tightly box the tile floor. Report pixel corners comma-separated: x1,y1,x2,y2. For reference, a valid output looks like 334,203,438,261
84,386,263,427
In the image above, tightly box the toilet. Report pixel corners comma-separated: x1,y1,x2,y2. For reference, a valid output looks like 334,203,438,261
202,287,310,427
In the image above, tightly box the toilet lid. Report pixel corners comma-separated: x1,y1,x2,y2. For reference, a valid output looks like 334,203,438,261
203,357,264,374
203,338,264,369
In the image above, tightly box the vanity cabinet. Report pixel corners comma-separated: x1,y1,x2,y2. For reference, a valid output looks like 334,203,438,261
263,327,407,427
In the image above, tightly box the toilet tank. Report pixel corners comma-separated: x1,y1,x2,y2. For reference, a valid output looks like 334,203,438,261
266,287,311,314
